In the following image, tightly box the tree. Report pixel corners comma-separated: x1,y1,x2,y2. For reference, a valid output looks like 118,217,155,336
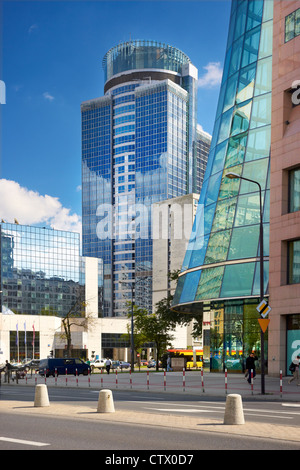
59,298,95,357
154,270,203,341
132,306,174,371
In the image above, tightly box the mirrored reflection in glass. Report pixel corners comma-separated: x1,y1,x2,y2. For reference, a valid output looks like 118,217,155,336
195,266,224,300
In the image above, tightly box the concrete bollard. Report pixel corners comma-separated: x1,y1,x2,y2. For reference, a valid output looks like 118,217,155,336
223,393,245,425
97,389,115,413
34,384,50,407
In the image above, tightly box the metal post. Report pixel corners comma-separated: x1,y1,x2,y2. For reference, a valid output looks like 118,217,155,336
226,173,265,395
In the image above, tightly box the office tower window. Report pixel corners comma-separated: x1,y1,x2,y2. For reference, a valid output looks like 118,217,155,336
288,240,300,284
285,8,300,42
289,167,300,213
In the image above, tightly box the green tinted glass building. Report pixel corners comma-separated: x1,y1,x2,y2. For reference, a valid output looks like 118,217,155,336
172,0,273,372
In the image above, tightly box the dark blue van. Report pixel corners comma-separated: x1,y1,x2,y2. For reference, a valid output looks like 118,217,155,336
39,358,90,377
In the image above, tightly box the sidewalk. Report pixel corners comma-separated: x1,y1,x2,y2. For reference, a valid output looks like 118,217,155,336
0,395,300,444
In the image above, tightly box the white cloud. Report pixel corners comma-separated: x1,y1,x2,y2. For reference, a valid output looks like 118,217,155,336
198,62,223,89
0,179,82,235
43,91,55,101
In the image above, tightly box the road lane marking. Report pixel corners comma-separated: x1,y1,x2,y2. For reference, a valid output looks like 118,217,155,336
0,437,50,447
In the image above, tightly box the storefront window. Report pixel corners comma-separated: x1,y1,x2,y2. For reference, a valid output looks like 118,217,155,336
207,299,265,373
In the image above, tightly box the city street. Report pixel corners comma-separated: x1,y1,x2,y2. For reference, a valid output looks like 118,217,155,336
1,381,300,451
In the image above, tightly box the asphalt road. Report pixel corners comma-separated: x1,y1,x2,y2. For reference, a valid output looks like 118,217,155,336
1,411,299,451
1,385,300,426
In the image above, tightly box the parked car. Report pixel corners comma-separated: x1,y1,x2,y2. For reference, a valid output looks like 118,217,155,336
111,360,131,370
89,359,106,371
24,359,40,372
39,358,90,377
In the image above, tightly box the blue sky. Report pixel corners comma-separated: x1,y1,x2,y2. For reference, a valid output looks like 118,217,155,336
0,0,231,233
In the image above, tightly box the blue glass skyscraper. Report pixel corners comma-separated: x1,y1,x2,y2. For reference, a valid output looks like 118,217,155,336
81,40,208,317
172,0,273,372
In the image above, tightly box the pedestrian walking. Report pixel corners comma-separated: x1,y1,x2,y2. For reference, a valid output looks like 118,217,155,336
167,355,172,372
288,355,300,384
105,358,112,374
245,352,258,384
4,360,12,383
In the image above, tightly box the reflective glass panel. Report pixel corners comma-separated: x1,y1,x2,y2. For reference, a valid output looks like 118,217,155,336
220,262,255,297
230,100,252,136
211,140,228,176
245,126,271,161
204,230,231,265
241,26,261,68
228,225,259,260
234,193,262,227
195,266,224,300
240,158,269,193
289,167,300,213
252,261,269,296
223,72,239,112
258,20,273,59
179,270,202,304
246,0,263,31
250,93,272,128
229,37,244,77
288,240,300,284
236,63,256,104
218,165,242,200
211,197,237,232
225,132,247,168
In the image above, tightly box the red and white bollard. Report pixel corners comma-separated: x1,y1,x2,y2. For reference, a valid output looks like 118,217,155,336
147,371,149,390
88,368,91,387
55,368,57,386
183,368,185,392
280,370,283,397
130,370,132,389
225,368,228,394
101,368,103,388
201,368,205,393
164,370,166,391
251,369,254,395
65,368,68,386
35,370,37,386
115,369,118,388
44,369,47,385
76,368,78,386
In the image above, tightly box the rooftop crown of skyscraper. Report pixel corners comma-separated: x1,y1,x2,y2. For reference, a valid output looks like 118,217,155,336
102,40,192,93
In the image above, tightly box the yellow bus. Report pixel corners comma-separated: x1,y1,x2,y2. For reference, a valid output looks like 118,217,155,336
168,349,203,369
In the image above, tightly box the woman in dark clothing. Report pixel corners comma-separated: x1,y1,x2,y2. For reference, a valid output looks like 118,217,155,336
245,353,258,384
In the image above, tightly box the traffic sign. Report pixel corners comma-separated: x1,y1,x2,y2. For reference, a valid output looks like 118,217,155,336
258,318,270,333
256,300,271,318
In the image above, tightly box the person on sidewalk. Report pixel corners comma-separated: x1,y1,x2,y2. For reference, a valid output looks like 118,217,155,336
245,352,258,384
105,358,112,374
288,355,300,385
4,360,12,383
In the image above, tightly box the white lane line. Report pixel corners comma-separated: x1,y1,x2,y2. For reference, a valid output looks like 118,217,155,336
144,408,212,413
0,437,50,447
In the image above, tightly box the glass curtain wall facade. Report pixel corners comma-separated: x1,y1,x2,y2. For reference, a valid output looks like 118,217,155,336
82,40,207,317
0,223,102,317
172,0,273,372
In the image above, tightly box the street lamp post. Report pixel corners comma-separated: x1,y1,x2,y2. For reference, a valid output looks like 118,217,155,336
226,172,265,395
120,280,135,373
